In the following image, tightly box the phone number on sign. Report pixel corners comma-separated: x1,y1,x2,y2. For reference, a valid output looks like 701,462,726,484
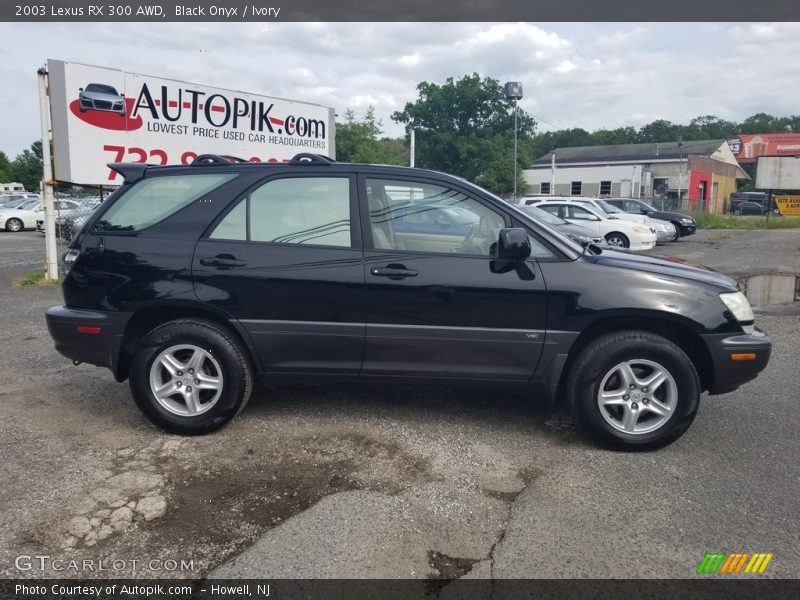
103,145,288,181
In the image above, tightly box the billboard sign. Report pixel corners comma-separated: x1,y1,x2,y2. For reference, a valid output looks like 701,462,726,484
727,133,800,164
755,156,800,191
47,59,336,185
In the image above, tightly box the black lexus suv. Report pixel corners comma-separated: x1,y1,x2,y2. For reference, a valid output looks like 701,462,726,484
46,154,771,450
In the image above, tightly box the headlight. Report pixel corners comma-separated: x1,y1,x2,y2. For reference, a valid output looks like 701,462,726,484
719,292,754,333
632,226,649,233
680,217,694,224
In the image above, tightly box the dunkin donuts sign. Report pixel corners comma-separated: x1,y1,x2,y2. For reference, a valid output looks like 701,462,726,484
727,133,800,164
47,59,336,185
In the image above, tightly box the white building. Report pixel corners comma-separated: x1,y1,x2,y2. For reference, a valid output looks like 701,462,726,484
524,140,748,212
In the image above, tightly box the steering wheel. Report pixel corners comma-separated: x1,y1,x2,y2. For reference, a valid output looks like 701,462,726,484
459,223,495,256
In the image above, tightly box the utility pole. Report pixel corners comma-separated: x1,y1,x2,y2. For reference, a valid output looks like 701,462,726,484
408,124,415,168
676,136,683,210
504,82,523,203
37,66,58,280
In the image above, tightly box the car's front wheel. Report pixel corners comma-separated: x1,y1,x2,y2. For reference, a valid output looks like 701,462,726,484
5,218,24,232
129,319,253,434
604,232,629,248
567,330,700,451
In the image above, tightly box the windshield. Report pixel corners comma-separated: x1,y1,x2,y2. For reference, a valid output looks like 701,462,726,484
85,83,119,95
596,199,623,214
523,205,568,225
1,198,28,208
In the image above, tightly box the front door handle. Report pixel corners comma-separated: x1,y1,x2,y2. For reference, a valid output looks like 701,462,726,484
370,265,418,279
200,254,246,268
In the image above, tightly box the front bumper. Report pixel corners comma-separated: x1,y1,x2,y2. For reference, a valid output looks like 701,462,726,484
679,223,697,236
702,328,772,395
46,306,132,378
655,227,677,243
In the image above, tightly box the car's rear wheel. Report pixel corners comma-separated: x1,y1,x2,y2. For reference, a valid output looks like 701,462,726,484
5,218,23,232
129,319,253,434
567,330,700,451
604,232,629,248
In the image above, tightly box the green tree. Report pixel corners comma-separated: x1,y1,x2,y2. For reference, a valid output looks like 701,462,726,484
392,74,536,195
0,151,13,183
589,126,638,146
739,113,779,134
11,141,43,192
636,119,680,143
687,115,738,140
335,107,407,166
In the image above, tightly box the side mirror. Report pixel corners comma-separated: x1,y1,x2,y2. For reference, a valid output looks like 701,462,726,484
497,228,531,261
79,88,83,92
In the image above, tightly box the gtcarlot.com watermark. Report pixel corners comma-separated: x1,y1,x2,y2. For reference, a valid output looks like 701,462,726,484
15,554,195,573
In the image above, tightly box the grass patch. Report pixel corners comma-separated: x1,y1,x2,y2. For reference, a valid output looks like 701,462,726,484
692,212,800,230
13,271,62,287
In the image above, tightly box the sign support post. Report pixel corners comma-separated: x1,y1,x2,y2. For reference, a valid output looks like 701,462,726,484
37,66,58,281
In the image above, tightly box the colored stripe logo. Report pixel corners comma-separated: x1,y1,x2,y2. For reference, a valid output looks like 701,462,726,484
696,552,773,574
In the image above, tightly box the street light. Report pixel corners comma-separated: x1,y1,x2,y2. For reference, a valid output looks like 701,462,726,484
676,136,683,210
504,82,523,202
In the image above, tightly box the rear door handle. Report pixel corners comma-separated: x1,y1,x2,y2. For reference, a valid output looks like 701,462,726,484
200,254,246,268
370,266,418,279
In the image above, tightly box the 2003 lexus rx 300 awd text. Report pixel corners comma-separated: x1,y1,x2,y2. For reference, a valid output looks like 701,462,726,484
46,154,772,450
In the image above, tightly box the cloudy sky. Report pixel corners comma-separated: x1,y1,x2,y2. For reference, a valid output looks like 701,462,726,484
1,21,799,158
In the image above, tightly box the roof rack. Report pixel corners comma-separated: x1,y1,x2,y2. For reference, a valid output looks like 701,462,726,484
289,153,335,165
191,154,249,166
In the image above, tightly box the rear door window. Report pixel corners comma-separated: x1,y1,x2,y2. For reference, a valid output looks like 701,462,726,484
94,173,236,233
210,177,353,247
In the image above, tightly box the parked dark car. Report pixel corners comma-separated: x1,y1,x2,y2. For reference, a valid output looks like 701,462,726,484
606,198,696,238
45,154,771,450
733,201,768,216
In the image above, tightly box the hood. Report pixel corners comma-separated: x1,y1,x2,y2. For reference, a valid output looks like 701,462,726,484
651,210,693,221
587,248,738,291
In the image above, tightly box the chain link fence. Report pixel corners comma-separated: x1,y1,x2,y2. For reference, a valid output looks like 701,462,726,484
39,186,109,260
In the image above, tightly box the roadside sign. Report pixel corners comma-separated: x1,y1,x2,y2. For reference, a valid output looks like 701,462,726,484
47,59,336,186
774,195,800,216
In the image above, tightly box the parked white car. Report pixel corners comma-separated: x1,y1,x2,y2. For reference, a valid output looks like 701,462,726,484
536,201,657,250
0,199,80,232
529,196,677,243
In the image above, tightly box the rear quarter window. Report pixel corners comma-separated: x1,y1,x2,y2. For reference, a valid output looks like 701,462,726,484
93,173,236,233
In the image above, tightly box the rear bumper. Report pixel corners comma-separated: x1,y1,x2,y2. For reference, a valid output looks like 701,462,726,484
702,328,772,395
46,306,132,377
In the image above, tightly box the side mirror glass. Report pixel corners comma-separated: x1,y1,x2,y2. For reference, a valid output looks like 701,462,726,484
497,227,531,261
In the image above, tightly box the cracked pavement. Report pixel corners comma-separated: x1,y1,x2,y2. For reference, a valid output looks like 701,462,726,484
0,229,798,580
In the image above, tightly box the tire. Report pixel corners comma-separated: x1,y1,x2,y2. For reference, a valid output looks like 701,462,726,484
734,209,742,216
604,232,629,248
5,218,23,232
129,319,254,434
670,223,681,241
566,330,700,451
